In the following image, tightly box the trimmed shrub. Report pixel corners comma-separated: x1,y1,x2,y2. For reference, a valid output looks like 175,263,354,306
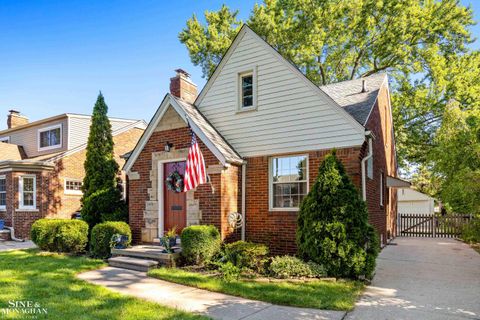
31,219,88,254
223,241,269,272
269,256,326,279
90,221,132,259
297,151,380,279
462,219,480,243
181,225,221,265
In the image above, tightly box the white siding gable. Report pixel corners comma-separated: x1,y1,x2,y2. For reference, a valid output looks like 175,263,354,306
196,26,365,157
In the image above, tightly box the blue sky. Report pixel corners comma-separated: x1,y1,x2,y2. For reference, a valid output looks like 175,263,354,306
1,0,478,130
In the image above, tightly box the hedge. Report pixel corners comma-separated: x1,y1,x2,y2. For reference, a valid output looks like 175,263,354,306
31,219,88,254
181,225,220,265
90,221,132,259
223,241,269,272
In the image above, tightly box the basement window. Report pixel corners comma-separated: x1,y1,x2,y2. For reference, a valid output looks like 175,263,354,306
269,155,308,211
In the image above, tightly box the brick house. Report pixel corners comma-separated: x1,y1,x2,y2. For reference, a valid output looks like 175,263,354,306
124,25,408,254
0,111,146,239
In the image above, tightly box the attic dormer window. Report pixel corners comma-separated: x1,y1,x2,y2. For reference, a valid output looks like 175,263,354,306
237,68,257,111
38,124,62,151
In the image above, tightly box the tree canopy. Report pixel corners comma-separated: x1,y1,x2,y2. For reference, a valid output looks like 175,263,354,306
179,0,479,212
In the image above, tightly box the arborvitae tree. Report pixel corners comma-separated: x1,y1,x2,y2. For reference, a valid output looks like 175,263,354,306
297,151,379,279
81,93,126,228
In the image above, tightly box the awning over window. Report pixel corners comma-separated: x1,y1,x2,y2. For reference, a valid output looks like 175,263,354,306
386,176,411,188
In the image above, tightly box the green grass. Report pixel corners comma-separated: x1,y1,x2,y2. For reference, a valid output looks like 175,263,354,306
148,268,363,311
0,249,209,320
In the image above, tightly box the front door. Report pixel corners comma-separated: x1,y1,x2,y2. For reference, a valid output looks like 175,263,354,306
164,161,187,234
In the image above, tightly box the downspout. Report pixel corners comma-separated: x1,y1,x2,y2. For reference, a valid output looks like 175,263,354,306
241,162,246,241
5,227,24,242
361,131,373,201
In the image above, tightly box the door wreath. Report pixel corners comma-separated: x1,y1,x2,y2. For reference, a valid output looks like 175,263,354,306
166,171,184,193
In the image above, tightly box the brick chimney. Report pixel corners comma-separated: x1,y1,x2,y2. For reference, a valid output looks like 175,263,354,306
170,69,198,104
7,110,29,129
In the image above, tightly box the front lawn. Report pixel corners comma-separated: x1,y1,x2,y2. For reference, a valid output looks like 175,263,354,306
148,267,363,311
0,249,208,320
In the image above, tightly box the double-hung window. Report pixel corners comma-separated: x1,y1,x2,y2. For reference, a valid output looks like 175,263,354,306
0,137,9,143
238,69,257,111
19,175,36,210
0,176,6,210
270,155,308,210
38,124,62,151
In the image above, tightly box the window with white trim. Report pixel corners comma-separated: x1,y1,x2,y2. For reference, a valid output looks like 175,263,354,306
237,69,256,111
270,155,308,210
64,179,83,195
19,175,36,210
367,156,373,179
38,124,62,151
0,137,10,143
0,176,6,210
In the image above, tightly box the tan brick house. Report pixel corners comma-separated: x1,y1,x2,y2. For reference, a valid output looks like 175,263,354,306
124,25,409,254
0,111,146,238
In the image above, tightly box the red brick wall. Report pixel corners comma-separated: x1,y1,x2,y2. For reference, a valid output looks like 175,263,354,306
364,85,397,243
244,147,363,255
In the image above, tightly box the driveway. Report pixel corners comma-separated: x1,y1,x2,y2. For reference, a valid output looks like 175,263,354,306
346,237,480,320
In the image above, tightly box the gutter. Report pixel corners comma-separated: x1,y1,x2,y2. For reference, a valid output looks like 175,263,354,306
241,162,247,241
361,131,374,201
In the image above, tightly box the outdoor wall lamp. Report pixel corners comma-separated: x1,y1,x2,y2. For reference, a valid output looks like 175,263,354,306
165,142,173,152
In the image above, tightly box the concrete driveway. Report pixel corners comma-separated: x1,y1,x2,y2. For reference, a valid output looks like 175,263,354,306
346,237,480,320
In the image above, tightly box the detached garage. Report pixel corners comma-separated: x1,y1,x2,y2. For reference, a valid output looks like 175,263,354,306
397,189,435,215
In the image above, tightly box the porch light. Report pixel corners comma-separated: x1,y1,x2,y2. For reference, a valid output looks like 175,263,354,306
165,142,173,152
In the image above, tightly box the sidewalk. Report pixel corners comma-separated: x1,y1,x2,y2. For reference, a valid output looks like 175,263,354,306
78,267,346,320
0,240,36,251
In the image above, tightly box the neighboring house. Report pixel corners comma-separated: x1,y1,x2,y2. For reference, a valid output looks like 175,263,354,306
0,110,146,238
124,25,408,254
397,189,435,215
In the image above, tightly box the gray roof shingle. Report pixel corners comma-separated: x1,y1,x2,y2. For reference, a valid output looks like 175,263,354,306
320,73,387,125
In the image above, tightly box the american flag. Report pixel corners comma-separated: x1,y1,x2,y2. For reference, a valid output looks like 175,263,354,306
184,132,207,192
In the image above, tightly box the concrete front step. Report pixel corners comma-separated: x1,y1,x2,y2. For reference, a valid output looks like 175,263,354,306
111,245,180,267
108,256,159,272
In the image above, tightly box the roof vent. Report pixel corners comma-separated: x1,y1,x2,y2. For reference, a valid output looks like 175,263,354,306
361,79,368,93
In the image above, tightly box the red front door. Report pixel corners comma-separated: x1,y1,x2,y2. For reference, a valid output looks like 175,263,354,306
164,161,187,234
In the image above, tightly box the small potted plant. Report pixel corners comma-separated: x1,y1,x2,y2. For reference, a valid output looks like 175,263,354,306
165,226,178,248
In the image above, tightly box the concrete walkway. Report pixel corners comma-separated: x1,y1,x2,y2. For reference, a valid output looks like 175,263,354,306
346,237,480,320
0,240,36,251
78,267,346,320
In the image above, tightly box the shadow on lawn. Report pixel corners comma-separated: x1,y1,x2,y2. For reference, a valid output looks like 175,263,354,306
0,249,206,320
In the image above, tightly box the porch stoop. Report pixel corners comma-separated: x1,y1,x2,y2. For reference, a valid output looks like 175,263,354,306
108,245,181,271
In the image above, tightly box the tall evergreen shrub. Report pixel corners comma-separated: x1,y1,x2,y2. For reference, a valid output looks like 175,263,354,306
81,93,126,228
297,151,379,279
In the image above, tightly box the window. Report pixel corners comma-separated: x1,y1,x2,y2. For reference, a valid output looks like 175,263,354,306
270,155,308,210
38,124,62,150
0,137,10,143
237,69,257,111
64,179,83,195
380,172,384,207
0,176,6,210
367,156,373,179
19,175,36,210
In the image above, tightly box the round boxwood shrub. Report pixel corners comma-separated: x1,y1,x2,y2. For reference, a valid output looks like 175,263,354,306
269,256,326,279
90,221,132,259
297,151,379,279
181,225,220,265
31,219,88,254
223,241,269,273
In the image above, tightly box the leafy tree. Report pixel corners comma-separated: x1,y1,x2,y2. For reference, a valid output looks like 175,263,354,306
297,151,379,279
179,0,475,167
431,102,480,215
81,93,126,228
